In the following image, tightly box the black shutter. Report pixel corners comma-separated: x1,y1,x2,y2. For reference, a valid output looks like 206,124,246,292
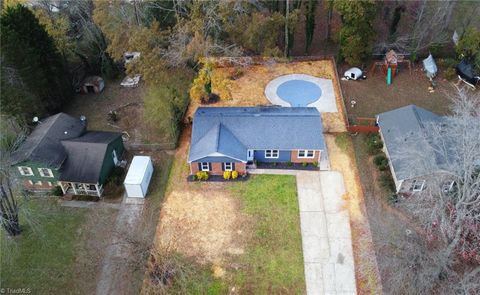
221,163,225,171
197,163,202,171
208,163,211,171
232,162,236,171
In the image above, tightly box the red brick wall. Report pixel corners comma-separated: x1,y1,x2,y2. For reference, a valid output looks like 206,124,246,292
190,163,200,175
290,150,321,163
235,163,246,174
23,179,56,190
190,162,247,176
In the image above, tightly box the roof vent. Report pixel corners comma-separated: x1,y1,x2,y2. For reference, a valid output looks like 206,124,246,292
64,131,68,135
80,115,87,126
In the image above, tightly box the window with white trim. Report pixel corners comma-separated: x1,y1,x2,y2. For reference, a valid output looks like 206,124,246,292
298,150,315,158
265,150,279,159
223,162,233,171
410,180,425,192
18,166,34,176
200,162,210,171
35,181,42,186
38,168,54,178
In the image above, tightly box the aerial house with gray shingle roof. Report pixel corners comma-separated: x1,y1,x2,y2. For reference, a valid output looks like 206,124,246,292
11,113,124,197
188,107,329,176
376,105,451,194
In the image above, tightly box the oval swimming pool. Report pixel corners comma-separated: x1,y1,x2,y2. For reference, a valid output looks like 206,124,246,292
276,79,322,107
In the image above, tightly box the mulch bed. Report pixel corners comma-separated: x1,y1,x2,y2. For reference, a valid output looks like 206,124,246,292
256,162,320,171
187,174,250,182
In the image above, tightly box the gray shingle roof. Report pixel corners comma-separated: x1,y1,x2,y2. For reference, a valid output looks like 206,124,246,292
59,131,122,183
377,105,444,180
11,113,86,168
188,107,325,162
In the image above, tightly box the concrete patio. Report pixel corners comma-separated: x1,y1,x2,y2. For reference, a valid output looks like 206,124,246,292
264,74,337,112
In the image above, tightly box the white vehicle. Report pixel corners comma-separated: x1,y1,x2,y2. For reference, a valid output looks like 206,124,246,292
124,156,154,199
344,67,366,80
120,75,141,88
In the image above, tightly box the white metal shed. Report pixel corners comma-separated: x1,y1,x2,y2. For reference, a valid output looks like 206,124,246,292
124,156,154,198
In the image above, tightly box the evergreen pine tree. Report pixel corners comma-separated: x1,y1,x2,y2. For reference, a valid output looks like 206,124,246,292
1,4,72,119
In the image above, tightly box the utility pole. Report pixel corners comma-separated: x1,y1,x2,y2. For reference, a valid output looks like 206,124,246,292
284,0,289,57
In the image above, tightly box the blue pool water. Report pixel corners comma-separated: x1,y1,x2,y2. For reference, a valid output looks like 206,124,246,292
276,79,322,107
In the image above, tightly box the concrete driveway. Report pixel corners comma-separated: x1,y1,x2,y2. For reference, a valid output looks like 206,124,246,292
297,171,356,295
249,169,356,294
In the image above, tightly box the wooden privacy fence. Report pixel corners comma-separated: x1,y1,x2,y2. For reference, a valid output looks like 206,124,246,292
347,125,379,133
347,117,379,133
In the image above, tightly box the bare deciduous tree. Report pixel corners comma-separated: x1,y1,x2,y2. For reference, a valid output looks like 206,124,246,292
387,0,456,54
0,117,27,236
383,88,480,294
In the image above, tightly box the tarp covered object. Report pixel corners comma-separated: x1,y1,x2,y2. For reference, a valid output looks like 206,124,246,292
456,60,479,86
422,54,438,79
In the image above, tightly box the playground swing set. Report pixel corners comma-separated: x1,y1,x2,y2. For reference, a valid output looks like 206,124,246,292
370,49,412,85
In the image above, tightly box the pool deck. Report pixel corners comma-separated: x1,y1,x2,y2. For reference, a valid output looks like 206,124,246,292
265,74,338,113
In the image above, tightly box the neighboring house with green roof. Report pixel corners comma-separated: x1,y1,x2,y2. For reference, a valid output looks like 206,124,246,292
11,113,124,197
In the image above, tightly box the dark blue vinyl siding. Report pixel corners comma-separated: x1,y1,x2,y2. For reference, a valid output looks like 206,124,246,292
254,150,291,163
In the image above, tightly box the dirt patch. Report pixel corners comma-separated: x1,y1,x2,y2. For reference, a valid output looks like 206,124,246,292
64,79,170,144
156,188,248,266
339,63,455,121
186,59,347,132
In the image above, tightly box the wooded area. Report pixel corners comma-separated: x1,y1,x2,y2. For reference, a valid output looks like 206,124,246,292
1,1,479,126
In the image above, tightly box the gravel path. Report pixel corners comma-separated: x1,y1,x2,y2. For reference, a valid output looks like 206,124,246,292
95,200,143,295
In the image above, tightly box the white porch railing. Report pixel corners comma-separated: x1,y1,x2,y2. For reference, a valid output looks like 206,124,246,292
60,182,104,197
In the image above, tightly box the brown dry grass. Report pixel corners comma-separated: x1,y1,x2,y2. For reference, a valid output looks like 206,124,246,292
156,190,248,266
186,59,347,132
153,127,249,269
326,133,383,294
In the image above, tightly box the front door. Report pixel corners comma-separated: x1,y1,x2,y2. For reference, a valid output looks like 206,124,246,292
247,150,254,163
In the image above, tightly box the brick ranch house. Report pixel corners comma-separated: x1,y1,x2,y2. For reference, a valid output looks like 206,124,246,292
188,107,329,176
377,105,454,194
11,113,124,197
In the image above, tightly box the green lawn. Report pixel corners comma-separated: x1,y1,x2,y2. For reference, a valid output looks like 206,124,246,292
0,153,173,294
0,198,87,293
229,175,305,294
